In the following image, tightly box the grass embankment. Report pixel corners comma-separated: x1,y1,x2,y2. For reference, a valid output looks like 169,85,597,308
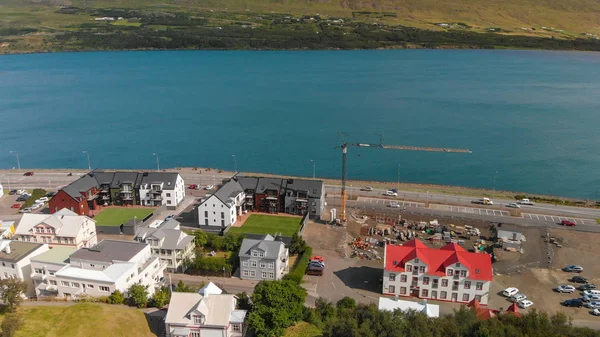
21,189,46,210
229,214,301,236
93,208,154,226
3,303,154,337
284,322,322,337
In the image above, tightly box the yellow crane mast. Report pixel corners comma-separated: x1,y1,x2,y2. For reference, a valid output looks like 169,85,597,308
337,132,472,224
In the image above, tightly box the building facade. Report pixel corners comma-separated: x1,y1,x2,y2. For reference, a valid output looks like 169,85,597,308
165,284,247,337
30,246,76,298
14,208,98,248
198,180,245,228
239,235,289,281
134,219,195,273
138,173,185,210
50,240,165,299
0,240,50,297
382,239,493,305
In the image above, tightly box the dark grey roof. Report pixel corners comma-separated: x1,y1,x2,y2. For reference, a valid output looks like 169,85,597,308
239,235,285,259
134,220,193,250
0,242,45,263
62,174,99,200
141,172,179,190
236,177,259,191
93,172,115,185
69,239,147,263
210,179,244,206
245,233,292,247
283,178,324,198
110,172,142,188
256,178,283,194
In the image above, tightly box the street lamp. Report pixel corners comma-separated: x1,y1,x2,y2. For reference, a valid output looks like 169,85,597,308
9,151,20,170
493,171,498,201
152,153,160,171
232,155,237,173
397,164,400,191
83,150,91,171
311,160,315,179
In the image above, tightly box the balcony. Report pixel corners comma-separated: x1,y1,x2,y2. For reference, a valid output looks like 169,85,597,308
101,195,110,200
150,189,162,194
30,272,47,281
120,189,133,194
150,195,163,201
122,195,133,201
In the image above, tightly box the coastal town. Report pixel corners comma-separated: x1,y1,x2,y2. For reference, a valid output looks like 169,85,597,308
0,167,600,336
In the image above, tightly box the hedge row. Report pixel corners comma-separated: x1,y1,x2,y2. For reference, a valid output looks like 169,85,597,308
284,246,312,284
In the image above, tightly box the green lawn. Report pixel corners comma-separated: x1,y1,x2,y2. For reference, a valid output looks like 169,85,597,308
93,208,154,226
229,214,301,236
3,303,155,337
284,322,322,337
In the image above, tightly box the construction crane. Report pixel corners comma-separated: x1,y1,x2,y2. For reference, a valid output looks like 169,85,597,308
337,132,472,224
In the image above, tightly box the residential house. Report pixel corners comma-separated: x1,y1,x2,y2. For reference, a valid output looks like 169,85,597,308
0,240,50,297
134,219,195,273
138,172,185,210
281,178,325,217
165,283,247,337
253,178,283,214
30,246,76,298
197,179,245,229
382,239,493,305
0,220,15,239
52,240,165,299
378,297,440,318
239,234,289,281
14,208,98,248
49,170,186,215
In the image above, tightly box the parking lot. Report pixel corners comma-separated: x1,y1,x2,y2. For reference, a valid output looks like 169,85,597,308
521,213,596,225
429,204,511,217
357,197,425,208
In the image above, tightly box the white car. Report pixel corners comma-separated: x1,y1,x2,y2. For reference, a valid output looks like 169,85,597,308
17,190,27,195
593,308,600,316
503,287,519,297
37,197,49,203
518,300,534,309
205,185,214,190
385,191,398,196
584,290,600,297
587,301,600,309
584,295,600,302
506,203,521,208
389,202,400,208
19,208,32,213
31,203,43,210
556,285,576,293
510,293,527,302
361,186,374,191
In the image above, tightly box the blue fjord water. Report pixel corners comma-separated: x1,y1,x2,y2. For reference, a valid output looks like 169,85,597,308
1,50,600,199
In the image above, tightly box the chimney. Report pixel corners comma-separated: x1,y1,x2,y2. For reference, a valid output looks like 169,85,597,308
4,243,11,254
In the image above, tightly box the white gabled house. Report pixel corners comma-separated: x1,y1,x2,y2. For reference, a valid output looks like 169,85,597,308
138,172,186,210
198,180,245,229
0,240,50,297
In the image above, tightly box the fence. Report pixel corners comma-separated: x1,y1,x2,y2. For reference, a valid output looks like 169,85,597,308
298,213,309,235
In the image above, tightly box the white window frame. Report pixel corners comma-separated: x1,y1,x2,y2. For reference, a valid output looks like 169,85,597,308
258,251,265,258
268,262,274,269
71,282,80,288
232,323,241,332
242,261,248,267
261,271,268,279
99,286,110,292
251,251,258,257
250,270,256,277
250,261,257,268
269,272,274,279
61,281,69,287
243,270,249,277
259,262,266,269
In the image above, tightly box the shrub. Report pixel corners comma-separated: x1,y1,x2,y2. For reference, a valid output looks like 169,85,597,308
284,246,312,284
108,290,125,304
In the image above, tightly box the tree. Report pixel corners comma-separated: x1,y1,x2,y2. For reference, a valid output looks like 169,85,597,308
0,278,27,312
151,287,171,308
108,290,125,304
128,283,149,308
236,291,252,311
289,232,307,255
248,280,307,337
336,297,356,310
175,280,195,292
194,230,208,248
1,312,23,337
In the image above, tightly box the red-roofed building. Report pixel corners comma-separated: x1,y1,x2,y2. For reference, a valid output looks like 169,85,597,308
383,239,493,304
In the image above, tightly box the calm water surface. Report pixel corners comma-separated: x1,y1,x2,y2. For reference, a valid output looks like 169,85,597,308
1,50,600,198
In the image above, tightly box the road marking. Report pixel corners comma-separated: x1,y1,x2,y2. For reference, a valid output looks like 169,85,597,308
521,213,595,225
429,204,510,217
357,197,425,208
331,281,337,289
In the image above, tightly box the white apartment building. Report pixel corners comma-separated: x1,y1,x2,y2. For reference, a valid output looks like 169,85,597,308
0,240,49,297
14,208,98,249
165,283,247,337
139,173,185,210
382,239,493,305
30,246,76,298
198,179,245,228
51,240,165,299
239,235,289,281
134,219,195,273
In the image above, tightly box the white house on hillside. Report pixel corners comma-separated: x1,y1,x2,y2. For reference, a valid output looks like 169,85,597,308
0,240,50,297
165,283,247,337
52,240,165,299
30,246,77,298
134,219,195,273
14,208,98,249
198,179,245,228
138,172,186,210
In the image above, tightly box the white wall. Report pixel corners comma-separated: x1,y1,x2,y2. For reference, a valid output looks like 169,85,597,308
0,244,50,297
199,195,236,227
0,183,4,198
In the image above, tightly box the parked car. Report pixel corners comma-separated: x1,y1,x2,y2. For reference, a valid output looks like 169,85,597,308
593,308,600,316
165,215,175,221
38,197,49,203
310,256,324,262
385,190,398,197
561,220,577,227
309,262,325,269
16,190,26,195
8,190,17,195
11,204,21,209
584,290,600,297
584,295,600,302
31,203,43,210
506,203,521,208
563,299,585,307
205,185,215,190
23,172,34,176
579,284,597,291
564,265,584,273
16,195,29,202
572,276,589,284
556,285,576,293
19,208,32,213
389,202,400,208
502,287,519,297
510,293,527,302
518,300,534,309
586,301,600,309
44,191,57,197
361,186,374,191
188,184,197,189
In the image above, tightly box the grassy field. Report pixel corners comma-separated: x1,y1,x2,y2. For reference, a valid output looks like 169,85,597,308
93,208,154,226
5,303,155,337
229,214,301,236
284,322,322,337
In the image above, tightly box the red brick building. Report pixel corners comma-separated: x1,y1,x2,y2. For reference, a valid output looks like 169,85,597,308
49,174,101,216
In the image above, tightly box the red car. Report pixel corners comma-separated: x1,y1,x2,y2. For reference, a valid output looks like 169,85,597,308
561,220,576,227
23,172,34,176
310,255,325,262
11,204,21,209
188,184,197,189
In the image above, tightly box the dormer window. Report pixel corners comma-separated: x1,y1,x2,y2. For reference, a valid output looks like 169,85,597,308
193,315,205,325
414,258,419,263
258,251,265,258
251,251,258,257
456,263,461,267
